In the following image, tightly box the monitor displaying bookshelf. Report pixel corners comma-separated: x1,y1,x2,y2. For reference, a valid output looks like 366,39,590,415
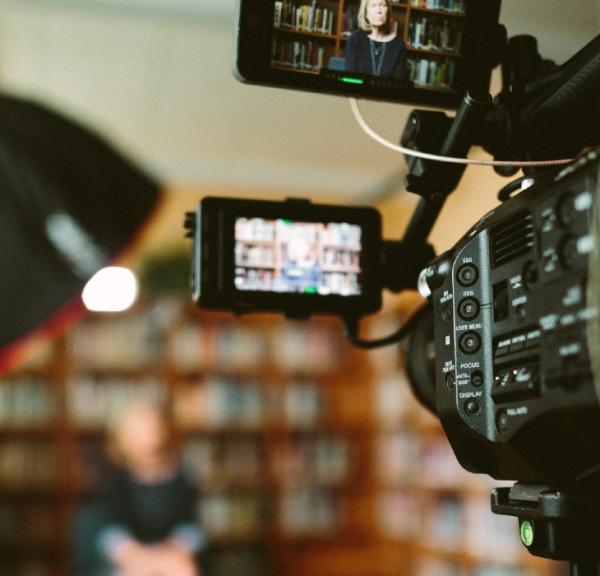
270,0,467,91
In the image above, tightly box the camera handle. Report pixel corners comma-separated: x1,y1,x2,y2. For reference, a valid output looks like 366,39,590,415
492,483,600,575
401,87,493,247
344,89,492,349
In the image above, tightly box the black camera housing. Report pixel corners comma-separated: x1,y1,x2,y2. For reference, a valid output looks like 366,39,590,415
422,150,600,491
187,197,382,318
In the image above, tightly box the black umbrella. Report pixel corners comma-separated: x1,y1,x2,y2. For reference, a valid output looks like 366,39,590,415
0,94,163,370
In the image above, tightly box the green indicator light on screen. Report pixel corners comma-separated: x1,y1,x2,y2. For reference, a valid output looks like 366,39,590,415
520,520,534,547
341,76,364,85
304,287,318,294
282,219,292,225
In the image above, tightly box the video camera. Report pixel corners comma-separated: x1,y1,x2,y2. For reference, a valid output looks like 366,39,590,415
185,1,600,571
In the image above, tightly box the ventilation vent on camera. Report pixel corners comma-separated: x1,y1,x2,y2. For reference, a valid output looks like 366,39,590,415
491,211,535,268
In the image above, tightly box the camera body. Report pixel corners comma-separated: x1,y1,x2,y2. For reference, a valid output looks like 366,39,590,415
422,150,600,490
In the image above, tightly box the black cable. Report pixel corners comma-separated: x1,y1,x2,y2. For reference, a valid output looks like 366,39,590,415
343,302,429,350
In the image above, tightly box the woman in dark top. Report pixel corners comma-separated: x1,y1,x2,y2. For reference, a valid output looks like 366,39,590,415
89,402,204,576
345,0,406,80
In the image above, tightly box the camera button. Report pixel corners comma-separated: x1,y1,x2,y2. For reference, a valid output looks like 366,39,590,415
557,193,577,228
464,400,480,415
559,235,579,269
458,297,479,321
459,331,481,354
457,264,478,287
496,410,509,432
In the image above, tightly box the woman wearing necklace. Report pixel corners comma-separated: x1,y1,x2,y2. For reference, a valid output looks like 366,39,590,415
345,0,406,80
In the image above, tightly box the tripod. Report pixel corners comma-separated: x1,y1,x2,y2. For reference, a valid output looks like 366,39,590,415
492,484,600,576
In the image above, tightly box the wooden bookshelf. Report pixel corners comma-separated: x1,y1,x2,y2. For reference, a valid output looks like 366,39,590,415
0,298,376,576
271,0,466,91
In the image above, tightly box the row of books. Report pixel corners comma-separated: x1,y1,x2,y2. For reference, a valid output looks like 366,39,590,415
280,487,342,534
235,244,360,270
168,322,269,372
63,301,342,374
409,0,466,14
0,560,52,576
184,436,351,488
0,442,57,487
67,377,165,428
175,377,267,430
168,320,340,374
198,489,342,537
273,1,336,35
377,429,504,492
407,16,463,53
66,373,329,431
235,220,362,249
202,548,271,576
407,55,457,89
68,313,162,370
184,438,264,486
0,503,55,544
412,557,542,576
272,437,351,486
272,37,326,72
376,491,526,563
0,377,56,426
198,493,267,537
380,435,470,491
235,267,360,295
174,376,329,430
235,242,276,268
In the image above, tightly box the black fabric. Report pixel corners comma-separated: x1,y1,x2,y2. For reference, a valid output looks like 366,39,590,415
0,94,162,351
98,468,197,544
71,501,112,576
345,30,406,80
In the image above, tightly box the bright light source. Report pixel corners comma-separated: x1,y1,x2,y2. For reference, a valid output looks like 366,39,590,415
82,267,139,312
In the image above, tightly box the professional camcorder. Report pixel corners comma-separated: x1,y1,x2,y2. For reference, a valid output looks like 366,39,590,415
186,2,600,572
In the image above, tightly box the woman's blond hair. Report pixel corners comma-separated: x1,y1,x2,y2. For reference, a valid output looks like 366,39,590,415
357,0,394,34
106,400,180,467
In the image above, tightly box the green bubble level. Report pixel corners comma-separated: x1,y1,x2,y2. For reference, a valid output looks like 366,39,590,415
520,521,534,547
341,76,364,85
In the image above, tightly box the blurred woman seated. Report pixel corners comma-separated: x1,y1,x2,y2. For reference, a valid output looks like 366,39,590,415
72,400,204,576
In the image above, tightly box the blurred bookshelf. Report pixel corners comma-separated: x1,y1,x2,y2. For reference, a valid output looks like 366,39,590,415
271,0,466,91
0,298,374,576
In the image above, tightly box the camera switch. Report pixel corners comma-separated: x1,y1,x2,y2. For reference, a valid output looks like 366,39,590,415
471,371,484,387
442,303,453,322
